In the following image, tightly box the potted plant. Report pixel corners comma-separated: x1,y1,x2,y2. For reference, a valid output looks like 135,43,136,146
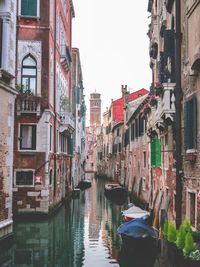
184,232,195,257
16,84,33,96
167,221,177,264
149,95,157,107
143,103,151,116
154,81,164,97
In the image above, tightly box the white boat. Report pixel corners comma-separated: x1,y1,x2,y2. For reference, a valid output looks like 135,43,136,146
122,204,149,222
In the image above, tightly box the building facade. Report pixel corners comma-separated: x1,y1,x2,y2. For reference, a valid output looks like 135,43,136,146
98,87,149,181
13,0,75,215
71,47,86,186
181,0,200,229
0,0,17,243
148,0,200,229
85,92,101,173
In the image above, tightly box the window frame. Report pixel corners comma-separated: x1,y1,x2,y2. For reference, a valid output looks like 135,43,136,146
49,124,52,152
142,177,146,191
14,169,35,187
19,124,37,151
187,190,197,229
19,0,40,18
21,55,37,95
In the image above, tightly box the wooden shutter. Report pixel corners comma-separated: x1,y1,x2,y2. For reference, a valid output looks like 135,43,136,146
135,118,139,138
21,0,37,16
184,96,197,150
32,125,37,150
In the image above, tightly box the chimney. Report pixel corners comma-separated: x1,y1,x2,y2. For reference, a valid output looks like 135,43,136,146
121,85,127,95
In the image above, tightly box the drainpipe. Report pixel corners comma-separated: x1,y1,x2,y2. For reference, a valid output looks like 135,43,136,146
175,0,183,228
53,0,57,197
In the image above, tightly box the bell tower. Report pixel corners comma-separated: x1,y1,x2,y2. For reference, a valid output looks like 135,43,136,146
90,92,101,126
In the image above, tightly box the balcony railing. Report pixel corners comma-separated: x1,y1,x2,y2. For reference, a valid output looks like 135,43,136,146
148,83,175,130
59,111,75,131
16,94,41,116
60,45,71,71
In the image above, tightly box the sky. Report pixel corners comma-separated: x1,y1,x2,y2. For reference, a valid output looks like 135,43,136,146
72,0,151,124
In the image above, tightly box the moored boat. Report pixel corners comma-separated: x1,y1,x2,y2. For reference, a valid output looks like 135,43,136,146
77,179,92,190
122,204,149,222
104,183,127,198
117,217,158,256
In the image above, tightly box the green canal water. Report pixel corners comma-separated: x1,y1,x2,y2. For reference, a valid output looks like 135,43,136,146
0,177,164,267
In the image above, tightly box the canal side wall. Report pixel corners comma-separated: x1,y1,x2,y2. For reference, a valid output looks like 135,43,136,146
0,88,16,245
12,0,76,217
0,0,17,244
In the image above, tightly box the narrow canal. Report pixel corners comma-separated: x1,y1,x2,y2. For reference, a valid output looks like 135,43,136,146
0,176,166,267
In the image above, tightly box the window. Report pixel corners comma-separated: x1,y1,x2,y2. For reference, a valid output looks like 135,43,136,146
188,192,196,227
21,55,37,95
59,133,67,153
135,118,139,138
49,125,52,151
49,169,53,185
139,116,144,136
143,151,146,167
131,123,135,141
0,18,3,68
142,177,146,191
20,125,36,150
61,0,67,17
16,170,34,186
184,96,197,150
21,0,37,17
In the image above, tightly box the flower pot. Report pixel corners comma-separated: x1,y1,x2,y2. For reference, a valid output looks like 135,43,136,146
155,86,163,96
150,98,157,107
143,106,151,116
167,241,177,264
175,249,184,267
183,258,200,267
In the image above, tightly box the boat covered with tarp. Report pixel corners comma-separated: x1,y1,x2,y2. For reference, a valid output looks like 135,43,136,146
117,217,158,256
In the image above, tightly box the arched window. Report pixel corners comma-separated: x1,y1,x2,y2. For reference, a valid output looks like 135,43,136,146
21,55,37,95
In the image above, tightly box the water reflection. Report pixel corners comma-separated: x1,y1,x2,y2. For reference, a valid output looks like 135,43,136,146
0,178,172,267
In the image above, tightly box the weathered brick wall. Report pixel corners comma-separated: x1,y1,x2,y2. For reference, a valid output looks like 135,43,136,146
128,135,149,204
0,87,15,236
181,1,200,229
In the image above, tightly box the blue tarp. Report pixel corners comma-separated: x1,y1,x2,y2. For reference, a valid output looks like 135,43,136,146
117,217,157,239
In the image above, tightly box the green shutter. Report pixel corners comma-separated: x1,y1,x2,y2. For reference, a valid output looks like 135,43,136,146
151,138,161,166
155,138,161,166
21,0,37,16
184,96,197,150
192,96,197,149
67,137,73,155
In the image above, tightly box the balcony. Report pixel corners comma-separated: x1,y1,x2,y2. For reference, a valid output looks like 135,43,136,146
16,94,41,116
148,83,175,131
60,45,72,71
59,111,75,133
155,83,175,125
